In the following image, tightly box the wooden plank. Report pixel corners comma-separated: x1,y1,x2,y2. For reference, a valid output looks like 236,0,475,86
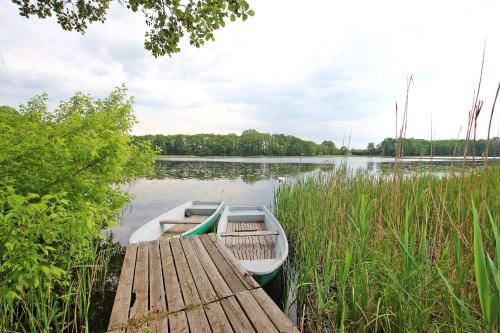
149,240,166,314
180,238,218,304
220,230,279,237
186,307,211,333
235,290,279,332
220,296,255,333
208,234,260,289
129,242,149,322
250,288,300,333
162,224,193,238
126,322,148,333
204,301,233,333
190,236,232,298
199,234,247,293
149,317,169,333
168,312,189,333
108,243,138,331
170,238,201,306
148,241,168,332
159,239,184,312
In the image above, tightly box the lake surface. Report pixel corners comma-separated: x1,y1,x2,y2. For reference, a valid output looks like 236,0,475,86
111,156,482,245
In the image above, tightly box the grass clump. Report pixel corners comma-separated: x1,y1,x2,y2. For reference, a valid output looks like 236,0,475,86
275,164,499,332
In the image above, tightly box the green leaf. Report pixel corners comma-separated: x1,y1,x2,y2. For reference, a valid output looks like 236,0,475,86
6,195,24,208
230,13,236,22
436,265,479,331
40,265,51,276
472,201,492,326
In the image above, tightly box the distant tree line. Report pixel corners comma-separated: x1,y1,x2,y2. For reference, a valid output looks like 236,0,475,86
352,137,500,157
134,130,339,156
135,130,500,157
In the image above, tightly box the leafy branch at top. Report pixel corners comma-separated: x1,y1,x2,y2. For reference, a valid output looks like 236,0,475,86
11,0,254,57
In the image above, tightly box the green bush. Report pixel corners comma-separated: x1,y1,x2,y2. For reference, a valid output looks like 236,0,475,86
0,86,156,330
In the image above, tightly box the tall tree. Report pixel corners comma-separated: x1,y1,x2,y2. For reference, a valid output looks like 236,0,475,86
367,142,376,155
11,0,254,56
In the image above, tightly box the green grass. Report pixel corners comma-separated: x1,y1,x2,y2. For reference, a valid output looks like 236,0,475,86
275,163,499,332
0,239,119,332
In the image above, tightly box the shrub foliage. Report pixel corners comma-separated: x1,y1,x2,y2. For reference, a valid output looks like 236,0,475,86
0,87,156,330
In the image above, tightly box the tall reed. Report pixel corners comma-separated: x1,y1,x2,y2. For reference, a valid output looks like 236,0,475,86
275,164,499,332
0,239,119,332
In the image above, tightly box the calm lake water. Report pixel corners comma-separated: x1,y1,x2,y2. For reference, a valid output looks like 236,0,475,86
111,156,480,245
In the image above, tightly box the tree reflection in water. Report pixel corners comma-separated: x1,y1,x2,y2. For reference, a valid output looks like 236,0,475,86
150,160,321,184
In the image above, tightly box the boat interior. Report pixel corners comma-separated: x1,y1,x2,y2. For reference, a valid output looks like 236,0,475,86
161,203,219,239
221,213,277,261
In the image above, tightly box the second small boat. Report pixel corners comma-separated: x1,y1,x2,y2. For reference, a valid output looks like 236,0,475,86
129,201,223,244
217,205,288,285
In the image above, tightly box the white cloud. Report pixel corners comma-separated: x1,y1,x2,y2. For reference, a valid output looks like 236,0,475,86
1,0,499,148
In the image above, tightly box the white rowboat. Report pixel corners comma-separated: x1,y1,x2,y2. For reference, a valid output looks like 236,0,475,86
129,201,223,244
216,205,288,285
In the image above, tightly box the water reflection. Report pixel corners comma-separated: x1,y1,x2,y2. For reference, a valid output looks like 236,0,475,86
151,159,481,183
373,159,481,174
151,160,321,183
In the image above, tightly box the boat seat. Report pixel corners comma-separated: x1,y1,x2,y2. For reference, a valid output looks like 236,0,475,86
220,230,279,237
185,207,216,216
227,214,265,222
159,219,203,224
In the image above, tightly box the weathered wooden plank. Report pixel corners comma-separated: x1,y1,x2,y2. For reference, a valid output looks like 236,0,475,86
251,288,300,333
149,317,169,333
199,234,247,293
168,312,189,333
220,230,279,237
108,243,138,331
220,296,255,333
180,237,218,304
205,301,233,333
129,242,149,322
190,236,232,298
235,290,279,332
125,322,148,333
170,238,201,307
186,307,211,333
208,234,259,289
263,232,274,252
149,240,166,314
159,239,184,312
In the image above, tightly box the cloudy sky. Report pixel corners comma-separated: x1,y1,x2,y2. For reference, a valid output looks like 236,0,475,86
1,0,500,148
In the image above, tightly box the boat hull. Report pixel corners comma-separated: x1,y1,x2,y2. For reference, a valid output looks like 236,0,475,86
254,268,280,286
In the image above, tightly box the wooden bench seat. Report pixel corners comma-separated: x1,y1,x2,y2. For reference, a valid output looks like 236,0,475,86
159,219,204,224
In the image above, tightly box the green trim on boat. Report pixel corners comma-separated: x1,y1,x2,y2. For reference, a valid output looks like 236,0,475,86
183,212,221,237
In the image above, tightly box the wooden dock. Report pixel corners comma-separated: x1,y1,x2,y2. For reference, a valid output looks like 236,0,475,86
107,234,299,332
